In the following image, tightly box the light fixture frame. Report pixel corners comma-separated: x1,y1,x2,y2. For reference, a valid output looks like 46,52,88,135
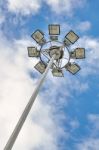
34,61,47,74
28,25,85,76
65,30,79,44
49,24,60,35
52,68,64,77
75,48,85,59
27,47,40,57
39,41,71,69
65,62,81,75
70,48,85,59
31,29,44,44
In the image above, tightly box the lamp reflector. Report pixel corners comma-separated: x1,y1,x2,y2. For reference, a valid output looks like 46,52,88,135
65,63,80,74
27,47,40,57
31,30,44,44
34,61,47,74
75,48,85,59
52,68,64,77
65,30,79,44
70,48,85,59
49,24,60,35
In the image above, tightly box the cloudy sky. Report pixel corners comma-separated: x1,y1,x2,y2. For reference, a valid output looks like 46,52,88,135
0,0,99,150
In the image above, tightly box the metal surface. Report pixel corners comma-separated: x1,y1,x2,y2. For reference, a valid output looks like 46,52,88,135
31,30,44,44
34,61,47,74
40,41,70,69
28,47,40,57
52,68,64,77
49,24,60,35
4,55,55,150
65,63,81,74
65,30,79,44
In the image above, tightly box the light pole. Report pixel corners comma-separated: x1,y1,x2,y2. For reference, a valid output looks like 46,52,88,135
4,24,85,150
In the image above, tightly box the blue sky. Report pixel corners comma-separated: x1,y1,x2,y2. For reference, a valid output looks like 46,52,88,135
0,0,99,150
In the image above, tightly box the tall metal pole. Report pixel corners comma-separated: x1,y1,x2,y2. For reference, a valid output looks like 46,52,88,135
4,55,55,150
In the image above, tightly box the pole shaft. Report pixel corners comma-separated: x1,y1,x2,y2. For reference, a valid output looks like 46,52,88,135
4,56,55,150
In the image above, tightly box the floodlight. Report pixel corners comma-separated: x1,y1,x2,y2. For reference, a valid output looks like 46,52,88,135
65,63,80,74
50,36,58,41
5,24,86,150
75,48,85,59
34,61,47,74
27,47,40,57
65,30,79,44
52,68,64,77
31,30,44,44
49,24,60,35
70,48,85,59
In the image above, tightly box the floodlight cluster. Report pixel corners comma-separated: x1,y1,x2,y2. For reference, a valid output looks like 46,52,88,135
27,24,85,77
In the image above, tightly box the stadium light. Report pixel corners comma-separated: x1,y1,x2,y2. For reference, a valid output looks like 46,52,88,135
52,68,64,77
31,30,44,44
27,47,40,57
4,24,85,150
49,24,60,35
70,48,85,59
34,61,47,74
65,63,80,74
64,30,79,46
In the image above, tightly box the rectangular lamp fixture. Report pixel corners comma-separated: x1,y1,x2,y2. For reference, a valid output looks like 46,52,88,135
31,30,44,44
70,48,85,59
49,24,60,35
27,47,40,57
65,30,79,44
52,68,64,77
34,61,47,74
65,63,80,74
75,48,85,59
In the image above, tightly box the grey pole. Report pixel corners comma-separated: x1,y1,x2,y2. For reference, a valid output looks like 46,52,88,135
4,55,55,150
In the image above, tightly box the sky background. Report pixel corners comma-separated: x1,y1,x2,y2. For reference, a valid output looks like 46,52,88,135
0,0,99,150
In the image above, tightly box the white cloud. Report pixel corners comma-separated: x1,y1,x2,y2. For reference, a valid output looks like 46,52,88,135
6,0,86,16
45,0,86,15
88,114,99,123
1,20,98,150
88,114,99,135
69,119,79,130
7,0,41,15
0,13,5,24
74,36,99,76
77,138,99,150
0,8,5,24
0,29,90,150
76,21,91,32
0,32,67,150
76,114,99,150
